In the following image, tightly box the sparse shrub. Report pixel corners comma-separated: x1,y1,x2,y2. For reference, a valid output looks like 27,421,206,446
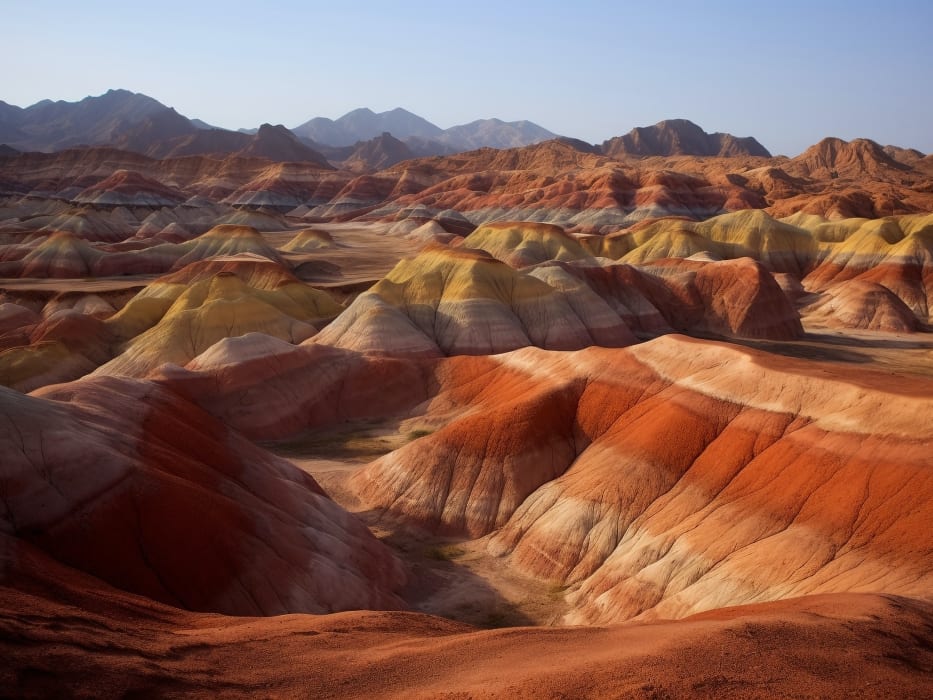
424,544,466,560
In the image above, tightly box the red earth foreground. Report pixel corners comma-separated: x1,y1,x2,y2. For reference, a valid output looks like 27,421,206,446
2,537,931,699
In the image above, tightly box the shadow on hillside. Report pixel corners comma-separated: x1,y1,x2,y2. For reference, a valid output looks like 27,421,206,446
803,331,933,350
690,329,933,366
727,337,876,364
264,429,541,630
357,508,539,630
262,421,407,461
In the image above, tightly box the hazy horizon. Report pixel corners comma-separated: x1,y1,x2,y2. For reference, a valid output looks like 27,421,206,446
4,0,932,156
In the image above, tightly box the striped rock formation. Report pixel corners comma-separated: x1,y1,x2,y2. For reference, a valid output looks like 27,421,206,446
96,256,341,377
800,213,933,325
0,377,406,616
72,169,187,207
280,227,339,252
317,224,802,358
591,209,818,275
0,255,341,390
0,224,290,278
350,336,932,622
461,221,593,268
314,245,637,356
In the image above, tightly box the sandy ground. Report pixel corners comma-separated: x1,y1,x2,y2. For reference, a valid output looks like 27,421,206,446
0,275,155,293
3,567,931,699
265,221,425,293
0,219,421,299
269,422,570,629
702,327,933,378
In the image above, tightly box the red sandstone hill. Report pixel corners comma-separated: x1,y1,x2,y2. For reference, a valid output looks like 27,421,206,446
787,137,910,180
73,169,187,206
337,131,417,172
2,133,931,231
389,139,613,174
600,119,772,158
0,378,406,616
143,333,933,627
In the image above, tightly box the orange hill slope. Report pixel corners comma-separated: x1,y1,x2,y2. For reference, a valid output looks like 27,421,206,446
348,336,932,621
151,331,932,625
0,377,405,616
317,238,801,358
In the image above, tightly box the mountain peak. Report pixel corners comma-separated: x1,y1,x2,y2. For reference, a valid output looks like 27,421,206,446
3,90,173,152
655,118,702,129
788,136,908,178
601,120,771,158
293,106,443,147
438,117,556,150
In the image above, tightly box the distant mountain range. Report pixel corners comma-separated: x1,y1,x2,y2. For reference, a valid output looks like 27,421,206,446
2,88,851,170
0,90,560,167
0,90,331,166
290,107,558,152
292,107,444,146
0,90,172,152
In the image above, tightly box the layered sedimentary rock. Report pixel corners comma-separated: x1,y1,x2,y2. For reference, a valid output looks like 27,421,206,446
280,227,339,252
2,132,931,240
0,310,113,392
350,336,933,622
0,147,340,211
72,169,187,206
801,280,920,332
801,213,933,324
223,164,351,209
95,257,341,377
317,227,803,356
0,230,104,277
0,224,290,279
786,137,911,180
593,210,817,275
461,220,592,267
164,224,286,269
3,208,927,399
0,255,341,389
575,210,932,329
375,149,751,231
134,200,235,240
643,256,804,339
158,338,432,439
0,378,406,616
314,245,637,356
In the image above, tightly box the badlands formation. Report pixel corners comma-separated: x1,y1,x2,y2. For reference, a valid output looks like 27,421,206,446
1,112,932,697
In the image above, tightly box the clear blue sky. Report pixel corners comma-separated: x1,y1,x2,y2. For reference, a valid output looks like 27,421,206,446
3,0,932,155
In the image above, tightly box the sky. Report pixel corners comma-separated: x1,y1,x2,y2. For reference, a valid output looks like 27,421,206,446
3,0,932,156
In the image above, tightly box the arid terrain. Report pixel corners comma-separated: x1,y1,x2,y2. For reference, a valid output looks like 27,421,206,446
1,98,932,697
